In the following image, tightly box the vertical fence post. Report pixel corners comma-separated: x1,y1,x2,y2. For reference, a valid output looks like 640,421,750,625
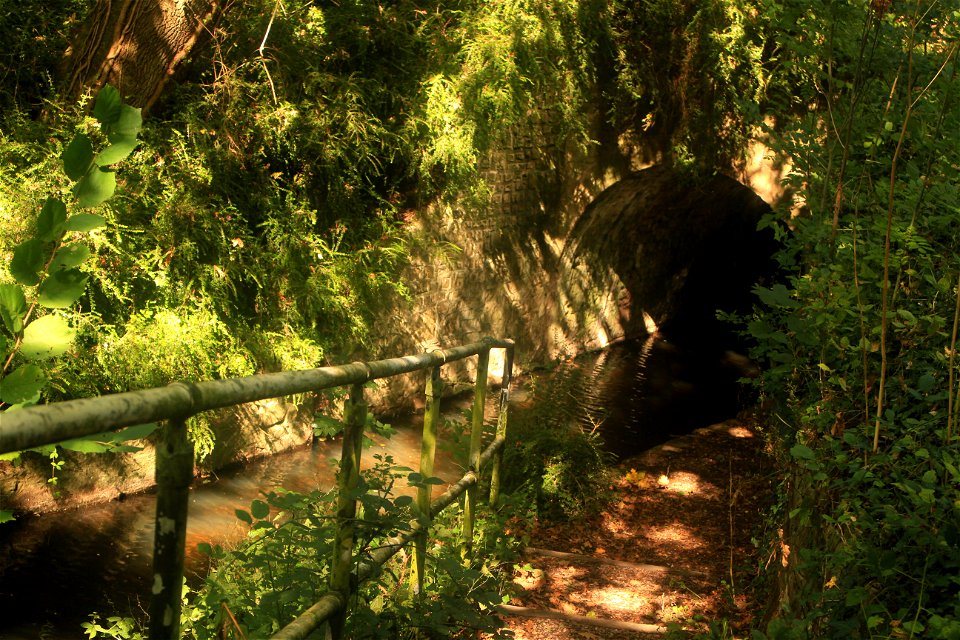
329,382,368,639
148,416,194,640
411,364,442,595
461,347,490,561
489,343,515,508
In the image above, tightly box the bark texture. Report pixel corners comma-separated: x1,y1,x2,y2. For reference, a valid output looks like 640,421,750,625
62,0,219,111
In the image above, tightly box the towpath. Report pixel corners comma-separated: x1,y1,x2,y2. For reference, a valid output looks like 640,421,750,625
498,415,774,638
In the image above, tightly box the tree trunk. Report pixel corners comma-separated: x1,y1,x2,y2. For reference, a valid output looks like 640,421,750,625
61,0,220,112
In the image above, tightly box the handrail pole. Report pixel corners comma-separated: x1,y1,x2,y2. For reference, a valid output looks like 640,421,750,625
461,346,490,561
148,415,194,640
411,363,442,595
329,382,368,639
489,343,515,508
277,435,510,639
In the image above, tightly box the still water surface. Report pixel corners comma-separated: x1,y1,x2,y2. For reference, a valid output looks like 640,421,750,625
0,335,748,638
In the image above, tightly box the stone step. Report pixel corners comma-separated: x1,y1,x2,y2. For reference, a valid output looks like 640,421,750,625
523,547,708,578
497,603,678,637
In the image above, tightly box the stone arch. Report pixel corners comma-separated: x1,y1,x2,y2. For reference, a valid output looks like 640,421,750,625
566,164,779,345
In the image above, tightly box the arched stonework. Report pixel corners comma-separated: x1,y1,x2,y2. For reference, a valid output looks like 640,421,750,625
568,165,777,341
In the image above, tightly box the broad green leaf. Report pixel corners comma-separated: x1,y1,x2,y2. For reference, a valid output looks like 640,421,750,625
0,452,20,462
250,499,269,519
107,423,158,442
896,308,917,324
74,167,116,208
21,315,74,360
37,268,88,309
917,373,936,392
235,509,253,524
0,363,46,405
50,244,91,271
10,238,45,286
790,444,815,460
95,136,138,166
64,213,107,232
0,284,27,334
37,198,67,242
29,444,55,456
755,284,799,309
58,423,157,453
0,509,15,523
59,438,112,453
93,84,122,125
106,104,142,138
313,415,345,437
62,134,94,181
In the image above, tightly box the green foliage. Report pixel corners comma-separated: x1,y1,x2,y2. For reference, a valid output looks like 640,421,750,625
0,84,152,521
499,382,613,521
2,0,765,412
1,84,140,408
92,306,254,391
740,1,960,636
0,0,92,114
83,455,518,639
608,0,766,167
63,304,256,461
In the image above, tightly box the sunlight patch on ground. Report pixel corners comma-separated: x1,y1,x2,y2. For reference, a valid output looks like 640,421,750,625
662,471,722,499
644,522,704,551
662,471,699,494
573,584,653,617
727,425,754,438
551,565,589,582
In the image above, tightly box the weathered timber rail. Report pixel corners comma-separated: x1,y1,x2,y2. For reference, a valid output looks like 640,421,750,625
0,337,516,640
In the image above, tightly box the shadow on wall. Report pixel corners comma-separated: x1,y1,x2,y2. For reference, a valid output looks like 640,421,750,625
567,164,780,349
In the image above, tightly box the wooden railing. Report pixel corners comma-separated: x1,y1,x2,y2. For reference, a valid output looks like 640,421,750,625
0,337,515,640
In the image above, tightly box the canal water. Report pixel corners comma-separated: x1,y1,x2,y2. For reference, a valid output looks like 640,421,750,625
0,335,751,638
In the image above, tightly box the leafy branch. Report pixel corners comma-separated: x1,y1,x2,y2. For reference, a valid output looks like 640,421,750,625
0,85,155,522
0,84,142,409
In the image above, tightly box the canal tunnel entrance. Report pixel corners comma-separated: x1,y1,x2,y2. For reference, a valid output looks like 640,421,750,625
569,164,780,349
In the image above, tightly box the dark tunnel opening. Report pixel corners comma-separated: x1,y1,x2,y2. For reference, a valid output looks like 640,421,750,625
570,163,781,353
566,164,783,452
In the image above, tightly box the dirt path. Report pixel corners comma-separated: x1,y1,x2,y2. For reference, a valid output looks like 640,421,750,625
498,416,773,638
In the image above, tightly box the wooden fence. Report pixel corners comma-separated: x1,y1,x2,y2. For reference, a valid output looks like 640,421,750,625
0,337,515,640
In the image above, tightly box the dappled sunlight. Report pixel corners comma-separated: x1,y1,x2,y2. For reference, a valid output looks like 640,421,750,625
574,584,654,617
661,470,703,495
727,425,754,438
594,325,611,348
642,522,705,552
642,310,658,334
550,565,589,583
488,347,506,382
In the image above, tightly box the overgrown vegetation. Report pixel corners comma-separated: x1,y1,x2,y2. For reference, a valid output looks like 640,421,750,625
497,365,615,521
738,1,960,637
83,454,525,639
1,0,760,483
6,0,958,637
